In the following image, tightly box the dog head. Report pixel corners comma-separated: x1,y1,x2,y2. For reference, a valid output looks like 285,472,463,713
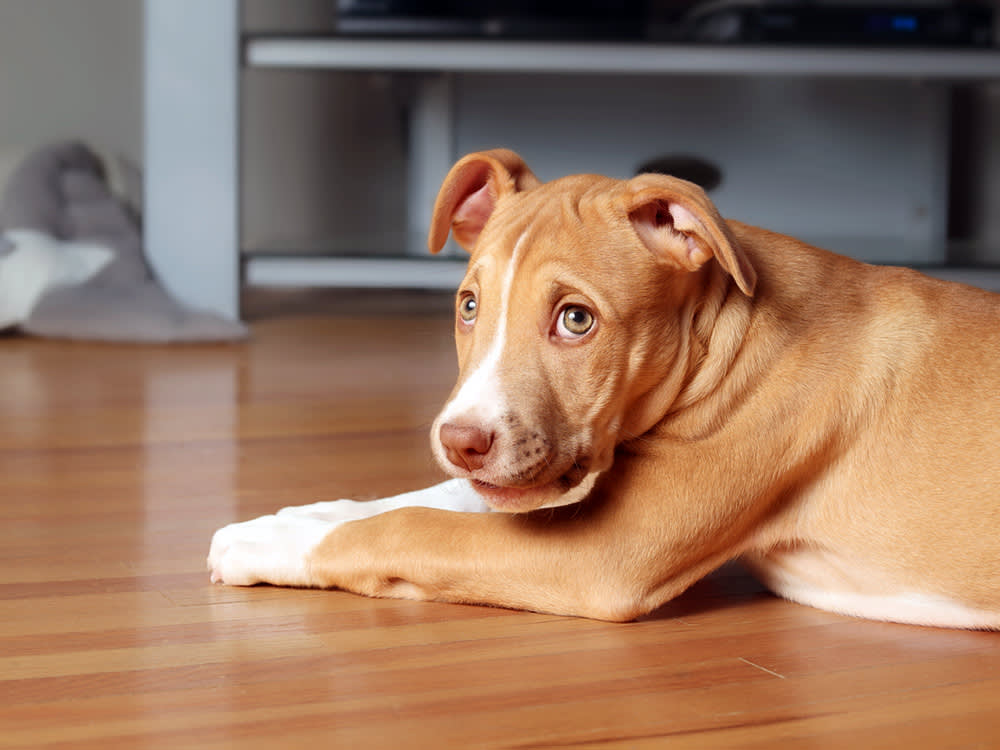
428,149,755,512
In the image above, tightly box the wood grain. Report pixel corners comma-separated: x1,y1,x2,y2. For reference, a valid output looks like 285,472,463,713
1,310,998,749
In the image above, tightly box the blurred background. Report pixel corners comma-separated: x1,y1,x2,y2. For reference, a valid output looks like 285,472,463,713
2,0,999,325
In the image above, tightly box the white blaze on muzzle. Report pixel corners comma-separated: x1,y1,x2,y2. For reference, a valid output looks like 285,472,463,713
438,231,529,429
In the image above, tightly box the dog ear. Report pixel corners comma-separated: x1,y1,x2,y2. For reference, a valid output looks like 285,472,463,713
625,176,756,296
428,149,541,254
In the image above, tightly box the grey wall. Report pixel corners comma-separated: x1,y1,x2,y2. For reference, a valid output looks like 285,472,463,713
0,0,143,169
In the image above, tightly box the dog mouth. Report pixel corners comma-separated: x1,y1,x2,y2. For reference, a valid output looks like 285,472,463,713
470,462,591,511
470,480,541,509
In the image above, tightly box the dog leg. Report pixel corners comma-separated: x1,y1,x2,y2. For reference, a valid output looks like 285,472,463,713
209,417,804,619
299,507,640,619
208,481,645,618
208,452,759,620
208,479,488,587
298,497,734,621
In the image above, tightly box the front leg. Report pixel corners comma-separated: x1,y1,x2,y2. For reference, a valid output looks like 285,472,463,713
208,454,750,621
300,500,694,621
208,479,488,587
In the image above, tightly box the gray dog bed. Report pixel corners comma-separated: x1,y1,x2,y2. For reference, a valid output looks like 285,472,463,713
0,142,246,342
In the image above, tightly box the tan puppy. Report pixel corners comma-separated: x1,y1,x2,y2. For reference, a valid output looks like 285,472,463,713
209,149,1000,628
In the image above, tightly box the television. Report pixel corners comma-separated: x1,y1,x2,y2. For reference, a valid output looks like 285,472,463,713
335,1,995,47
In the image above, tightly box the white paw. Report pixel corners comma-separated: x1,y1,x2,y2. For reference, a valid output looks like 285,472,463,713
207,514,334,587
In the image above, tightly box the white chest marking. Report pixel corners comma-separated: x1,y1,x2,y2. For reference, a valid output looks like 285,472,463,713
748,549,1000,629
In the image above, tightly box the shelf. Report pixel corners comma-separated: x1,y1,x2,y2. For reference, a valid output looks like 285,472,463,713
243,252,1000,295
245,254,468,290
239,35,1000,297
246,36,1000,79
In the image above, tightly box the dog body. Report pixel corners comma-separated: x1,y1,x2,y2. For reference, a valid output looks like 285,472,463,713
209,150,1000,627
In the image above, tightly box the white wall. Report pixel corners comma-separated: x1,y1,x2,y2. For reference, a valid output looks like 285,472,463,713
0,0,143,165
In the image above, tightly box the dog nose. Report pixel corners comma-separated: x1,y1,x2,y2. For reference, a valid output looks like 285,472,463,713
439,423,494,472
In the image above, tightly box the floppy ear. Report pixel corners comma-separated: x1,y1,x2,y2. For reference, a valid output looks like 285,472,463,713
624,175,756,296
428,149,541,254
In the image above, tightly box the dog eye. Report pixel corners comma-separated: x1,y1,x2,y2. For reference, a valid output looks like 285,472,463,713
458,293,478,323
557,305,595,338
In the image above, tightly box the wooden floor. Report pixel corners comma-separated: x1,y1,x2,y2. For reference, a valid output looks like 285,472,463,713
2,297,999,749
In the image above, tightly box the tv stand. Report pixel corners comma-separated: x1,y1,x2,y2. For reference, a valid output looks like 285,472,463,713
143,0,1000,320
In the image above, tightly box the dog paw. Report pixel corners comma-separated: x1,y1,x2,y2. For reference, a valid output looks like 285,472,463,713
207,514,334,587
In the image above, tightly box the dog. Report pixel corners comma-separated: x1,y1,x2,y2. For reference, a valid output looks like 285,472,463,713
209,149,1000,628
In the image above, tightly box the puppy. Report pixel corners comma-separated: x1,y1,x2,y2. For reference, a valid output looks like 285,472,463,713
209,149,1000,628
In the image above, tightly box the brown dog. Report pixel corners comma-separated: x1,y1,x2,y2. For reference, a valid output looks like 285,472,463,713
209,149,1000,628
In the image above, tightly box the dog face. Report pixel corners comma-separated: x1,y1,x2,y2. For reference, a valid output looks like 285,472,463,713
428,150,754,512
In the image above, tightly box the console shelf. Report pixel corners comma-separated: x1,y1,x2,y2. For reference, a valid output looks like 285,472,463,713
245,254,469,291
241,37,1000,294
243,251,1000,294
